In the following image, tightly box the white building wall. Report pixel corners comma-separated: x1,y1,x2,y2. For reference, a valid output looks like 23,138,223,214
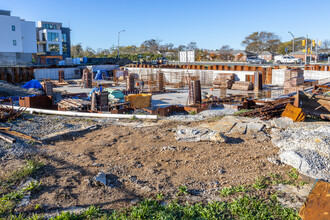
21,20,37,53
0,14,23,52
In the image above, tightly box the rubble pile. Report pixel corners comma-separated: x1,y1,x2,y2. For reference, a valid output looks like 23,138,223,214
0,105,25,122
240,98,294,120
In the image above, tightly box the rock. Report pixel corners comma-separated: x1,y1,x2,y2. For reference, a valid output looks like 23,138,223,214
267,156,282,165
200,116,239,133
272,123,330,181
230,122,247,134
210,132,228,143
271,117,293,129
94,172,108,186
279,149,329,180
246,122,265,133
175,126,228,143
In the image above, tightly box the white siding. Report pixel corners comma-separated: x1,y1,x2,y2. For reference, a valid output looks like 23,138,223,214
21,20,37,53
0,15,23,52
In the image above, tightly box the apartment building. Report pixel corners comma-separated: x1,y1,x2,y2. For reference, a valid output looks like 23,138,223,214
0,9,37,65
36,21,71,59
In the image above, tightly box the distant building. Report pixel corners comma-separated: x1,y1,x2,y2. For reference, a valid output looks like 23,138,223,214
0,9,37,65
258,51,278,61
232,50,255,61
36,21,71,59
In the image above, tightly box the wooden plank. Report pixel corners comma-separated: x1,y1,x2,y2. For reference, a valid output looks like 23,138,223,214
0,132,15,143
299,180,330,220
0,129,41,143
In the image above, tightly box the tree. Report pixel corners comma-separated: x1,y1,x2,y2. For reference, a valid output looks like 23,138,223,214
241,31,281,54
141,39,161,54
320,40,330,53
187,41,197,50
84,47,96,57
277,37,312,54
277,37,311,54
177,45,186,51
218,45,233,61
71,43,84,58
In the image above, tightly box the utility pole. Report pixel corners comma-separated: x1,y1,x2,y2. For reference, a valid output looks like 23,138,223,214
311,40,313,63
305,35,308,64
117,30,125,59
288,31,295,53
316,38,318,63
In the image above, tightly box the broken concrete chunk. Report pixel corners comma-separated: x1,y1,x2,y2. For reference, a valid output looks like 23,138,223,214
246,122,265,133
209,132,228,143
270,117,293,129
94,172,108,186
230,122,247,134
175,126,228,143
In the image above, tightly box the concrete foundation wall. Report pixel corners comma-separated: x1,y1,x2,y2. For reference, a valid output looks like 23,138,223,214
34,67,80,80
0,52,33,65
128,67,330,86
272,69,330,85
127,67,255,85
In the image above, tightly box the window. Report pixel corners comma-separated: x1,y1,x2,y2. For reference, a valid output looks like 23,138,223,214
62,34,67,42
47,32,59,42
49,44,59,52
62,43,67,52
13,40,17,46
12,25,15,31
43,23,56,29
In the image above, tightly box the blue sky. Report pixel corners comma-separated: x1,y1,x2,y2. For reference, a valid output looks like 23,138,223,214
1,0,329,50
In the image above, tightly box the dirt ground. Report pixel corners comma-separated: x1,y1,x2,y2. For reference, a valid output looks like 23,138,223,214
0,119,297,214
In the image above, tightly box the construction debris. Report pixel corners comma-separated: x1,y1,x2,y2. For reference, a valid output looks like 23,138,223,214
58,99,91,111
281,103,305,122
240,98,294,120
231,81,253,91
0,105,26,122
0,131,15,143
299,180,330,220
0,127,41,143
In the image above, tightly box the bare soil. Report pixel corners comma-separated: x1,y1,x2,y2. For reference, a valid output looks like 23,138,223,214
1,120,294,213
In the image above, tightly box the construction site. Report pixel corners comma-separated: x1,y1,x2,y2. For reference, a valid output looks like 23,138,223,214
0,62,329,219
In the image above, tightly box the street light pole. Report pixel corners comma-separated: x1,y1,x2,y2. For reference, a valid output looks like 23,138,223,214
117,30,125,59
288,31,295,53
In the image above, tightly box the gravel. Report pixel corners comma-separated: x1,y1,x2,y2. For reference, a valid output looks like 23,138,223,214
0,114,116,158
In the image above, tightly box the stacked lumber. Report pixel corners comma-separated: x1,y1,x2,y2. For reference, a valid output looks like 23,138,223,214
240,98,294,120
213,73,235,89
284,69,304,92
231,81,253,91
0,106,25,122
58,99,90,111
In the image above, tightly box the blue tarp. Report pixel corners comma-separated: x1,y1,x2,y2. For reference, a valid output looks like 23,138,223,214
22,80,42,89
95,70,109,80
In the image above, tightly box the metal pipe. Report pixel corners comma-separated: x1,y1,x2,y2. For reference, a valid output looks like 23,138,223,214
4,106,157,119
288,31,295,53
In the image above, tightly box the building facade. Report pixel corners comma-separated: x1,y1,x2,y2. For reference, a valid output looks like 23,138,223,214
0,10,37,65
258,51,278,61
36,21,71,59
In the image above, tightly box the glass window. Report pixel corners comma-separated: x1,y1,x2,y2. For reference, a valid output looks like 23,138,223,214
49,44,59,52
12,25,15,31
62,43,67,52
13,40,17,46
47,32,59,42
62,34,67,42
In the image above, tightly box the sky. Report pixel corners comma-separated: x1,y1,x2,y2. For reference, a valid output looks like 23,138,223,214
1,0,330,50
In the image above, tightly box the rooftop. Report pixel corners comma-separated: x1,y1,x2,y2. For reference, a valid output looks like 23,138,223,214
0,9,11,16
